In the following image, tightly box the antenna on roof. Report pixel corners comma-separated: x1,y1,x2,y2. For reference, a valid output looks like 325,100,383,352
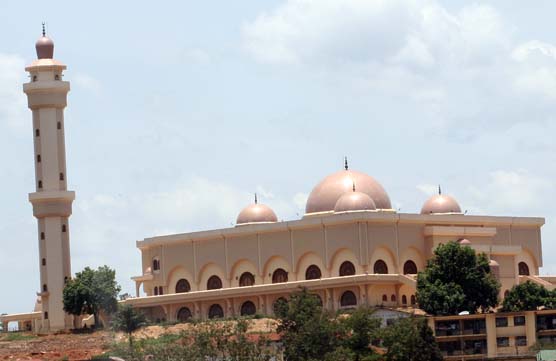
438,185,442,195
254,193,258,204
42,22,46,37
344,156,349,170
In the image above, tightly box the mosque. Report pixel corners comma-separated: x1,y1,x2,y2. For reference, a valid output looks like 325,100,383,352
1,31,555,344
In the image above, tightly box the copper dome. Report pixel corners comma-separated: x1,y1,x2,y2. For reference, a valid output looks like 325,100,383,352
306,169,391,214
334,190,376,213
236,202,278,225
36,36,54,59
420,188,462,215
458,238,471,245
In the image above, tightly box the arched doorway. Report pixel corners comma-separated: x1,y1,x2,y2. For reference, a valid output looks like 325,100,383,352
305,265,322,280
177,307,192,322
518,262,530,276
175,279,191,293
373,260,388,274
272,268,288,283
340,290,357,307
208,304,224,319
207,275,223,290
240,301,256,316
403,260,417,275
239,272,255,287
339,261,355,276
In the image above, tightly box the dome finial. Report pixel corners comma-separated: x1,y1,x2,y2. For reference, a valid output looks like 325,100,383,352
438,185,442,195
344,156,348,170
254,193,258,204
42,22,46,37
352,180,356,192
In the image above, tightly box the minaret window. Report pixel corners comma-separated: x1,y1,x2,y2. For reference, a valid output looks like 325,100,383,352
32,75,37,82
42,284,47,292
54,74,60,80
35,129,40,137
62,224,67,232
40,232,45,240
60,173,65,181
57,121,61,130
37,154,41,163
38,180,43,189
42,258,46,266
44,312,48,320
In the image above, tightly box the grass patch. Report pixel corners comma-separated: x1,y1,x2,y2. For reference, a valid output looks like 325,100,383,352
1,333,37,341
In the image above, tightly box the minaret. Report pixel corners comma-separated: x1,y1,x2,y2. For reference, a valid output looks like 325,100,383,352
23,25,75,332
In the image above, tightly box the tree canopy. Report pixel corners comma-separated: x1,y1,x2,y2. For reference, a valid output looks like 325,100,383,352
502,281,556,312
112,304,147,346
416,241,500,315
381,317,443,361
63,265,121,327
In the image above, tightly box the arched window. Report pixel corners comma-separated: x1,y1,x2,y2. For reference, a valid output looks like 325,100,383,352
207,275,223,290
402,295,407,305
152,259,160,271
403,260,417,275
382,294,387,302
340,290,357,307
208,304,224,319
177,307,192,322
175,279,191,293
504,290,510,298
373,260,388,274
239,272,255,287
159,287,163,295
272,268,288,283
305,265,322,280
410,295,416,305
42,284,47,292
240,301,257,316
154,286,158,296
391,295,396,302
518,262,530,276
339,261,356,276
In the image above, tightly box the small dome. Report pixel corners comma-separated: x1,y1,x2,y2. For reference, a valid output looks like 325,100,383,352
236,197,278,225
306,163,391,214
334,190,376,213
36,36,54,59
421,187,462,215
489,259,500,267
458,238,471,245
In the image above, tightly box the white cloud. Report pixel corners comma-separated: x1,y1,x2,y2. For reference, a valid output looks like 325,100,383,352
466,170,554,214
73,73,101,94
0,53,27,131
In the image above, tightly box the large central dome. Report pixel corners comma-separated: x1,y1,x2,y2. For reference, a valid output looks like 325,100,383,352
305,169,392,214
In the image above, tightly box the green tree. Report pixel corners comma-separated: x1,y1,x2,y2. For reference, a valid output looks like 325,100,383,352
339,308,382,361
276,287,341,361
381,317,442,361
502,281,554,311
63,265,121,328
112,304,147,346
416,241,500,315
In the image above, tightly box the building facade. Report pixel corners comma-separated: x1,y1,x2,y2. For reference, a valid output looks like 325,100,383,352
126,168,551,324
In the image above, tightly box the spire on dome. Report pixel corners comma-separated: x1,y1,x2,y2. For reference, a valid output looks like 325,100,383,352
254,193,258,204
438,185,442,195
344,156,348,171
42,22,46,37
352,181,356,192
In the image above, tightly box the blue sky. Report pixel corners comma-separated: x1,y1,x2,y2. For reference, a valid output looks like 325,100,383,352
1,0,556,314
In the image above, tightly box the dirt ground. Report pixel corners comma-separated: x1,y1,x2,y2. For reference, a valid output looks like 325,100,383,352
0,318,278,361
0,331,113,361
